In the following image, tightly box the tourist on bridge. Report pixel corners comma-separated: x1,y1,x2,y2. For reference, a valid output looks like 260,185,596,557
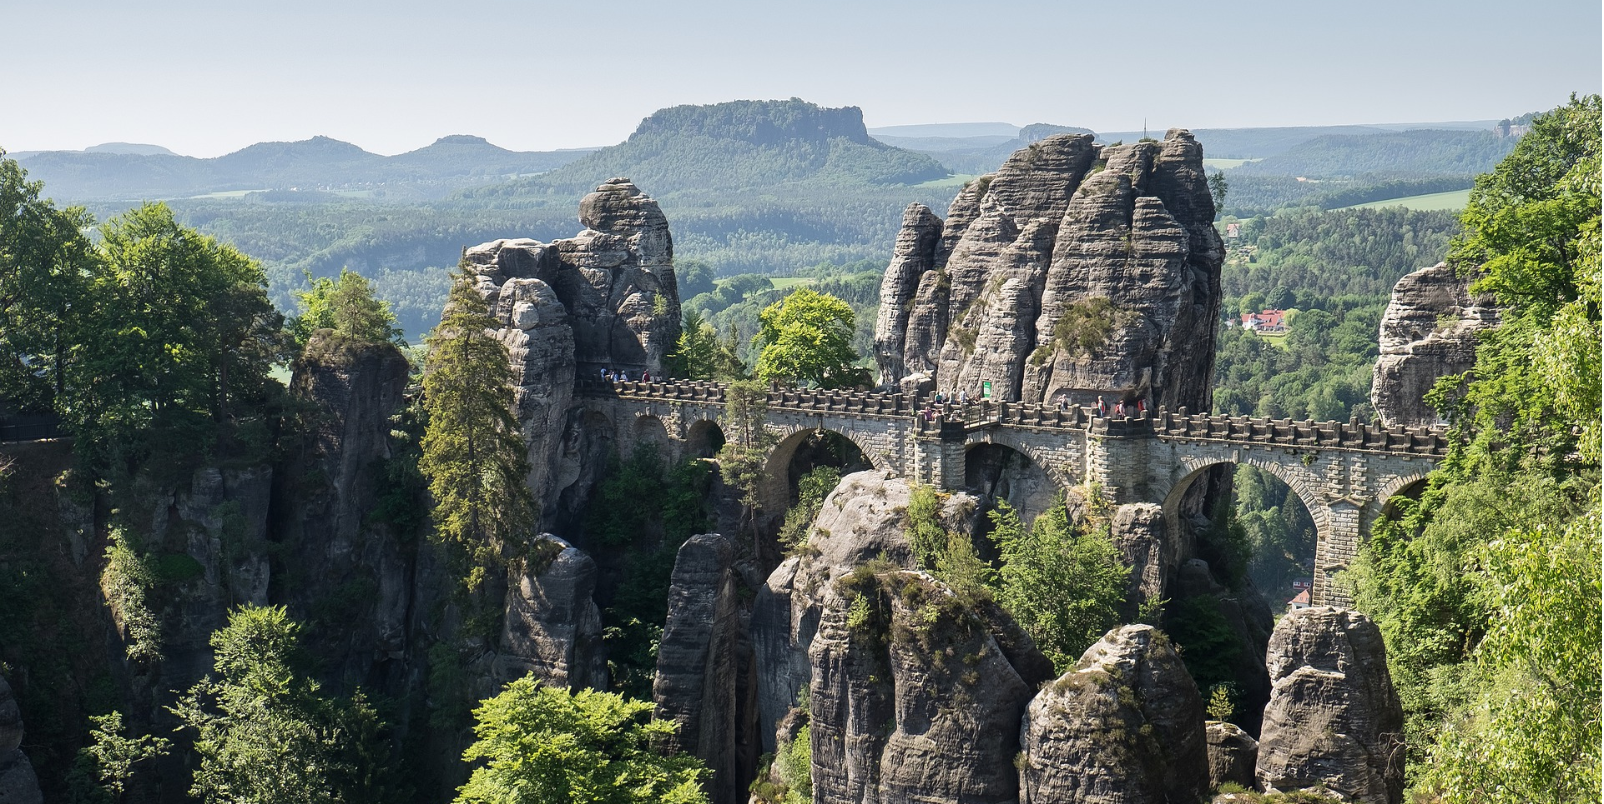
1097,396,1108,417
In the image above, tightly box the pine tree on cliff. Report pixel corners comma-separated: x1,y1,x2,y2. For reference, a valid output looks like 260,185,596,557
419,261,535,589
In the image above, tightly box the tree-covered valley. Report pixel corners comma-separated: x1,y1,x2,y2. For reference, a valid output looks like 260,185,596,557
0,94,1597,804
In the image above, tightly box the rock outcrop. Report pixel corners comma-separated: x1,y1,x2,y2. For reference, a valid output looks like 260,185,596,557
810,570,1036,804
277,334,414,685
1018,624,1210,804
0,677,42,804
750,471,995,751
1110,503,1172,619
874,131,1224,410
653,533,760,804
1207,720,1259,791
494,535,607,691
1371,262,1497,428
464,178,681,520
1256,607,1404,804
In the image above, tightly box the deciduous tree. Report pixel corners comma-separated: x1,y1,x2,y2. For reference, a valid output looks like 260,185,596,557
455,677,709,804
753,288,860,388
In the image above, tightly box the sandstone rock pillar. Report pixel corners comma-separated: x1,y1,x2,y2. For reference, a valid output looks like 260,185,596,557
1257,607,1404,804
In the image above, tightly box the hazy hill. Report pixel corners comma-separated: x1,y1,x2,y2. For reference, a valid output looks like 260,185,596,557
463,98,950,201
7,136,594,201
900,122,1099,174
1228,129,1517,178
83,142,177,156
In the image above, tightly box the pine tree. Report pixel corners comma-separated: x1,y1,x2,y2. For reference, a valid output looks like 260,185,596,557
419,262,536,589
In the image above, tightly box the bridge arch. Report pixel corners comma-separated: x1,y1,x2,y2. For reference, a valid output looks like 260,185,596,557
630,414,671,456
1376,470,1433,521
963,441,1058,523
758,425,876,514
684,417,725,459
1161,454,1330,538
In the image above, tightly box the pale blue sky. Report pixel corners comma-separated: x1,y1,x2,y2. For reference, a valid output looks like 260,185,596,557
2,0,1598,156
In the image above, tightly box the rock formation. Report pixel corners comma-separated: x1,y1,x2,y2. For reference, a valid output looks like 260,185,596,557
809,570,1036,804
464,178,682,520
874,131,1224,410
1110,503,1171,619
276,334,414,685
1018,624,1210,804
1371,262,1497,428
493,535,607,691
0,676,42,804
1256,607,1404,804
654,533,760,804
750,471,996,751
1206,720,1259,791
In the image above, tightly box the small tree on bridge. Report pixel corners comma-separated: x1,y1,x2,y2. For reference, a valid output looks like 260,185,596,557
753,289,862,388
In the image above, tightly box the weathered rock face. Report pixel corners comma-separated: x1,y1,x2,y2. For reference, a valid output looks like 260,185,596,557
750,471,993,751
875,131,1224,410
1019,624,1210,804
0,677,41,804
810,570,1035,804
1110,503,1171,619
0,677,20,753
493,535,607,692
1257,607,1404,804
277,335,414,684
653,533,760,804
464,178,681,521
0,748,42,804
1207,720,1259,791
1371,262,1497,428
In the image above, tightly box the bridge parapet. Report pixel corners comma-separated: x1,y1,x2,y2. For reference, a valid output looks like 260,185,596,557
1153,407,1450,456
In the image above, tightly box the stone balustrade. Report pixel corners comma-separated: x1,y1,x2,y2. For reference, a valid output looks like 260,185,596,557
576,379,1449,457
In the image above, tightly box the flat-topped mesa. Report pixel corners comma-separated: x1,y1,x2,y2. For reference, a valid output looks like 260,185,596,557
875,130,1224,411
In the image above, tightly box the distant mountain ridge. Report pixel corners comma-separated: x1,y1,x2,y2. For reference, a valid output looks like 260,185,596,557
7,135,594,201
463,98,950,200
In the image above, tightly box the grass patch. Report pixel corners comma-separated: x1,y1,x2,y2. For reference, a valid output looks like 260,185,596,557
1253,330,1290,350
1339,188,1471,211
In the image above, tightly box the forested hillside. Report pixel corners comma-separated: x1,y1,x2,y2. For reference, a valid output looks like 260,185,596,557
1230,129,1517,178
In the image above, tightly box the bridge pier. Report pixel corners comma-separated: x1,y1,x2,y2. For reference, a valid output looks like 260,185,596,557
1311,499,1365,607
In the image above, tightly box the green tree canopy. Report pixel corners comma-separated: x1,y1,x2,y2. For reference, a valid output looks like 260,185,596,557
985,497,1128,673
289,268,403,351
1351,94,1602,803
419,261,536,590
171,605,399,804
61,203,284,469
0,151,96,412
455,676,709,804
753,288,860,388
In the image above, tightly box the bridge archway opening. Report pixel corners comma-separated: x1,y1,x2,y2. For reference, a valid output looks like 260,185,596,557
964,442,1055,524
763,428,870,512
1166,461,1319,610
1379,476,1430,521
685,419,725,460
632,415,670,457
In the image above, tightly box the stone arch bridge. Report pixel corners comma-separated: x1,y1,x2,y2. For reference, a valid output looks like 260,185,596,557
574,379,1449,606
